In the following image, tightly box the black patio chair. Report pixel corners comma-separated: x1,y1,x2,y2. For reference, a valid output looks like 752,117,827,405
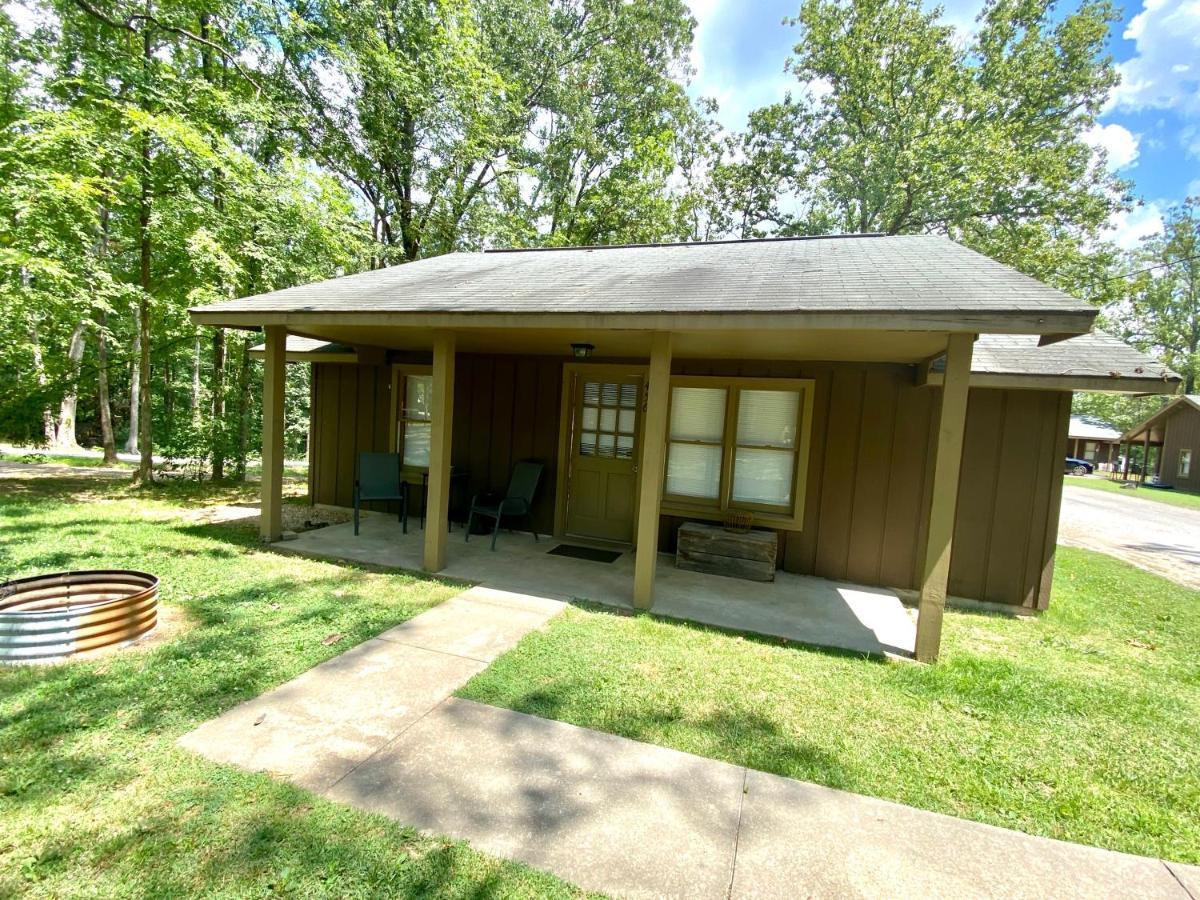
465,459,544,551
354,452,409,535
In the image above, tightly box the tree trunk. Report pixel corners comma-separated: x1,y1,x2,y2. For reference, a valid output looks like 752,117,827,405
191,333,202,420
94,200,118,465
125,310,140,454
211,328,226,479
53,321,88,449
27,311,56,445
134,14,154,484
95,308,118,464
234,333,251,479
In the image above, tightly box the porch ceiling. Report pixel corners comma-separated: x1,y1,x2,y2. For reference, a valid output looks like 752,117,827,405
284,324,951,364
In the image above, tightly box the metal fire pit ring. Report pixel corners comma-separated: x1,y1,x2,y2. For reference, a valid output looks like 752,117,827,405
0,570,159,663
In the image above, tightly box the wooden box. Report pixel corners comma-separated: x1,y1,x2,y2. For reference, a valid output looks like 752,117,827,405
675,522,778,583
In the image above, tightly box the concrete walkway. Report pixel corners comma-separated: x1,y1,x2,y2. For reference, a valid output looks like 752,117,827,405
180,588,1199,899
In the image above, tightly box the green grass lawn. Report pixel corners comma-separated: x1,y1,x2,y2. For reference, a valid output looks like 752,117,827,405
1065,473,1200,510
459,549,1200,863
0,474,587,898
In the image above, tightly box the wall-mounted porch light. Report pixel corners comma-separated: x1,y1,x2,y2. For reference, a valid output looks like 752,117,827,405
571,342,595,360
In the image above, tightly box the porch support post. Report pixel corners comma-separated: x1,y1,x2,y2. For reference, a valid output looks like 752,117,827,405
633,332,673,610
914,332,974,663
260,325,287,543
1142,433,1150,483
423,331,456,572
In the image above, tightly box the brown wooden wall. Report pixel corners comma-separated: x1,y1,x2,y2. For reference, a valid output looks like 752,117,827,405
1162,404,1200,494
310,354,564,532
310,355,1071,610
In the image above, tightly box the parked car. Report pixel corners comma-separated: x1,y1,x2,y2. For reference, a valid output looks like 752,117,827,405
1065,457,1094,475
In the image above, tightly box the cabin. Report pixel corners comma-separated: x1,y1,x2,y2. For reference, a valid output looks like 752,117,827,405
195,235,1179,662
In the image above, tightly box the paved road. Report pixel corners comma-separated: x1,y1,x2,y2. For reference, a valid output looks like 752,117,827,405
1059,485,1200,589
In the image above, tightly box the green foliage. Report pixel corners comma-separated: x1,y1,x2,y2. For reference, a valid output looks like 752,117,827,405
1103,199,1200,392
713,0,1128,294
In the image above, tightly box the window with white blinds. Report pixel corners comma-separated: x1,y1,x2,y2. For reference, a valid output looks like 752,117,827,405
732,389,800,506
398,373,433,468
666,387,727,499
662,377,812,521
579,380,639,459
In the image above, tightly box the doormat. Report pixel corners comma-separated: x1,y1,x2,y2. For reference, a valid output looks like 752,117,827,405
547,544,624,564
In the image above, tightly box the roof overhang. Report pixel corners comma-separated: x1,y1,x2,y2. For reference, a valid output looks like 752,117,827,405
191,307,1096,337
1122,395,1200,441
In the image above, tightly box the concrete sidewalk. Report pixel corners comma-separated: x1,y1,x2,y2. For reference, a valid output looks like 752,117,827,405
180,587,1199,899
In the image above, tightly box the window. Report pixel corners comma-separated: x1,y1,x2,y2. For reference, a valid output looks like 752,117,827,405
1181,449,1192,479
393,369,433,468
664,377,813,523
666,387,727,499
1083,441,1097,461
579,381,638,459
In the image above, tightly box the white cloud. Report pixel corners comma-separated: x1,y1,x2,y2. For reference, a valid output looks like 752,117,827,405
1109,0,1200,116
1104,201,1166,249
1083,123,1141,171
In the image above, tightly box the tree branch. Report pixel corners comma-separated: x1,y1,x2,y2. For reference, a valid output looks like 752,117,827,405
70,0,264,93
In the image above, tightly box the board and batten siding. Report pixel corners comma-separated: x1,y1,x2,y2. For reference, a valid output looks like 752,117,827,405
310,354,563,532
1162,404,1200,494
310,356,1070,610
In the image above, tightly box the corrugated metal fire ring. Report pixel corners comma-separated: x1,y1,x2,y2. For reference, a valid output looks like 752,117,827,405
0,570,159,663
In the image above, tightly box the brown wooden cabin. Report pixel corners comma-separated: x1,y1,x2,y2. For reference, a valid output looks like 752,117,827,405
197,235,1179,662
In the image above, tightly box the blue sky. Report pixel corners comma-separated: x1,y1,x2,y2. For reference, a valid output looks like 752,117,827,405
684,0,1200,248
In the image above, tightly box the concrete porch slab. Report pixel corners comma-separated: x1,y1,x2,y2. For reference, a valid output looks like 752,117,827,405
731,769,1188,900
284,513,916,658
327,697,745,900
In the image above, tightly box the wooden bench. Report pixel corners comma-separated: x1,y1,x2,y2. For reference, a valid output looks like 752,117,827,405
675,522,778,583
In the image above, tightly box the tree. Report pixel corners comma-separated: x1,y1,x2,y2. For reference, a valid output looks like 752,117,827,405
267,0,706,261
714,0,1127,292
1104,199,1200,393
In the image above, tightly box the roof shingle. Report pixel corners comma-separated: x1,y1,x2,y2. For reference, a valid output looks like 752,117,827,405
191,234,1094,320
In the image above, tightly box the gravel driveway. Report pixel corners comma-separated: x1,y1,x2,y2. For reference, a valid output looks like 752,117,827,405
1058,485,1200,589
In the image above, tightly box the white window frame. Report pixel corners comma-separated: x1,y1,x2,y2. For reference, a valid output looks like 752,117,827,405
1180,448,1192,479
662,376,815,528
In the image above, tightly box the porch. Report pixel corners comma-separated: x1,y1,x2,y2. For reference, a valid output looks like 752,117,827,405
283,512,917,658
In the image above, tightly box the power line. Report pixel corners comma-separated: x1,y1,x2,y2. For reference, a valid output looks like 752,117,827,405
1098,253,1200,284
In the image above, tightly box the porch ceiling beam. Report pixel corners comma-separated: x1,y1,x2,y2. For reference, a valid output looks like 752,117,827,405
914,332,975,663
260,325,287,543
189,309,1094,337
633,332,673,610
423,331,456,572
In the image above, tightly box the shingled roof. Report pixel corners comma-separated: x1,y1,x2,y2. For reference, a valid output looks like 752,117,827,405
191,234,1095,333
927,332,1179,392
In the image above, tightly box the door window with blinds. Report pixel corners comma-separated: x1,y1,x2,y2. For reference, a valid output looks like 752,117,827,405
664,377,813,524
579,380,639,459
393,368,433,468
